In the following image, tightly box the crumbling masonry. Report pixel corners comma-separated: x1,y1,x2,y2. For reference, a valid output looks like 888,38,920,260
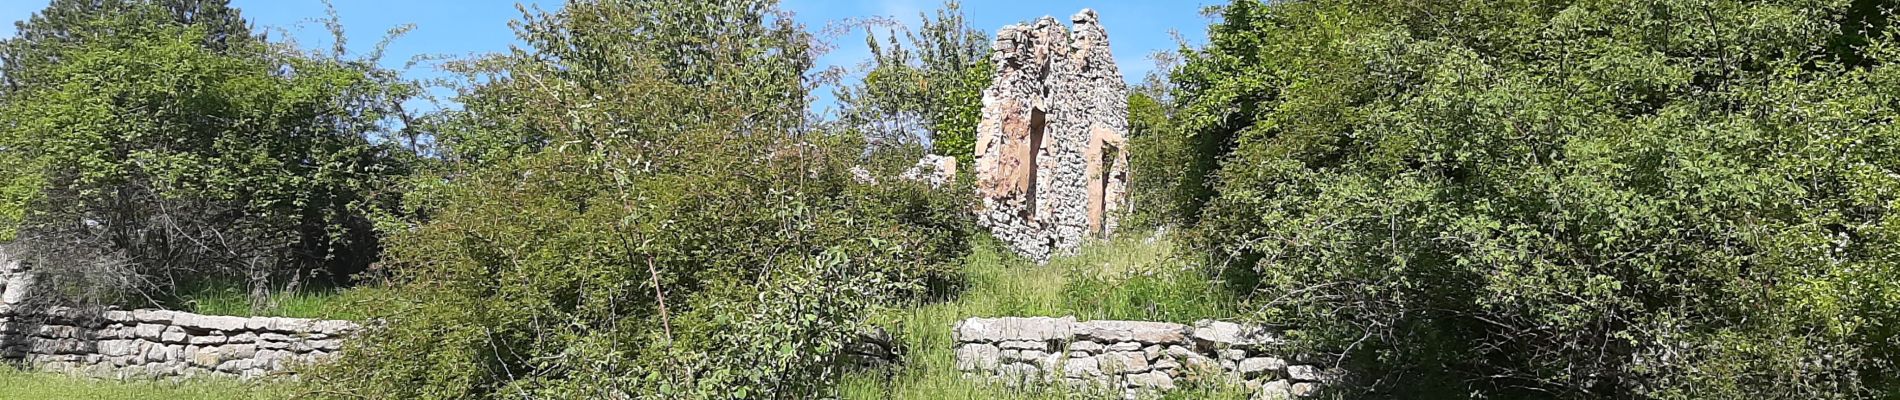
973,9,1131,263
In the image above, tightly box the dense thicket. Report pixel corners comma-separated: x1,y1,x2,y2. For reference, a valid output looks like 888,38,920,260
0,0,414,308
302,0,973,398
1175,0,1900,398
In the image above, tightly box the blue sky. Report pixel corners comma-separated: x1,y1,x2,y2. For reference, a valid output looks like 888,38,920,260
0,0,1218,114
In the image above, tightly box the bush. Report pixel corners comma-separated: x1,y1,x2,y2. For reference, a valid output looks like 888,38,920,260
1179,0,1900,398
0,2,414,309
301,1,974,398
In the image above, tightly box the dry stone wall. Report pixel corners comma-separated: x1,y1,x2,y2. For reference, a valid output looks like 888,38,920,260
973,9,1131,263
0,247,357,379
954,317,1342,399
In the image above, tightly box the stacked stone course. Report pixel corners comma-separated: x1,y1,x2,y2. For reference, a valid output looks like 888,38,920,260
0,245,357,379
954,317,1343,399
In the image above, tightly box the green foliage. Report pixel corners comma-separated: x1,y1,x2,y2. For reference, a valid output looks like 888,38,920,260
0,3,414,307
1179,0,1900,398
837,1,992,162
302,1,974,398
181,282,388,320
0,0,253,93
1126,90,1186,228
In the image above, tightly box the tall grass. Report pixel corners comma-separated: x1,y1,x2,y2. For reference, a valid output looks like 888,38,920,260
840,233,1249,399
181,283,392,320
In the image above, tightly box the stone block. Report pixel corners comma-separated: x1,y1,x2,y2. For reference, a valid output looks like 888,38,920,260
954,317,1074,343
1291,382,1321,397
999,340,1046,350
1099,351,1150,374
1257,379,1294,400
189,334,227,345
1191,320,1282,349
159,325,188,343
134,324,164,341
1127,370,1175,390
1062,356,1101,379
1074,320,1188,344
1238,357,1287,379
132,309,176,324
954,343,999,371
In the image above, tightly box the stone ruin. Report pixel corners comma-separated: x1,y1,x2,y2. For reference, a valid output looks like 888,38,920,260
972,9,1131,263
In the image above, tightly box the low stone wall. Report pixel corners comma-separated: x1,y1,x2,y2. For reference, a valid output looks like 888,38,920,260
0,306,356,379
953,317,1342,399
0,247,358,379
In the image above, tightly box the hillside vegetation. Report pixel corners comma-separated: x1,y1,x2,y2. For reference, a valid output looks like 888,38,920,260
0,0,1896,399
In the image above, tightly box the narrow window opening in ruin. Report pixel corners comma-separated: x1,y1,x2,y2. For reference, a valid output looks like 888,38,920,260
1095,144,1119,236
1024,108,1047,218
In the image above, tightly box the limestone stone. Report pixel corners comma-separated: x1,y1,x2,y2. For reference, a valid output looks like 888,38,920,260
1127,370,1175,390
1000,340,1046,350
972,9,1129,263
132,309,176,324
1062,356,1101,379
1238,357,1287,379
901,154,958,188
955,343,1000,371
1256,380,1295,400
189,334,227,345
1100,351,1150,374
159,326,187,343
1067,341,1104,353
1192,320,1282,349
954,316,1073,343
1291,382,1321,397
1075,320,1187,344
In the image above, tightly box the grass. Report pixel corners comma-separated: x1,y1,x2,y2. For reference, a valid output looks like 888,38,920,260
839,232,1251,399
181,283,393,320
0,368,291,400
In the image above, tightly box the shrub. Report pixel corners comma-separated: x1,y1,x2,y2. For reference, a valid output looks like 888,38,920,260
1180,0,1900,398
301,1,974,398
0,2,414,308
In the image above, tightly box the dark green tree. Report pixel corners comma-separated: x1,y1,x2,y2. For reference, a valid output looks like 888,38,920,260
0,1,414,309
1178,0,1900,398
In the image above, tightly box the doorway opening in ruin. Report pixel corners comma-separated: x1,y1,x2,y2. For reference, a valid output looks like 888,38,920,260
1093,143,1120,236
1023,108,1047,218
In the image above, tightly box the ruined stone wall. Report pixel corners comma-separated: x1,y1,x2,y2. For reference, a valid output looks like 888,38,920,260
0,249,356,380
973,10,1130,262
954,317,1342,400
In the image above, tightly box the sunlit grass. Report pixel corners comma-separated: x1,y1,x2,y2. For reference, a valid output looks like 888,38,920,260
840,233,1248,400
181,283,392,320
0,368,290,400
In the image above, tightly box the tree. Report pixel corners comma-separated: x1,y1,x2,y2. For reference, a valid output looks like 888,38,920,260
835,1,991,163
1180,0,1900,398
303,1,973,398
0,0,253,93
0,2,414,309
